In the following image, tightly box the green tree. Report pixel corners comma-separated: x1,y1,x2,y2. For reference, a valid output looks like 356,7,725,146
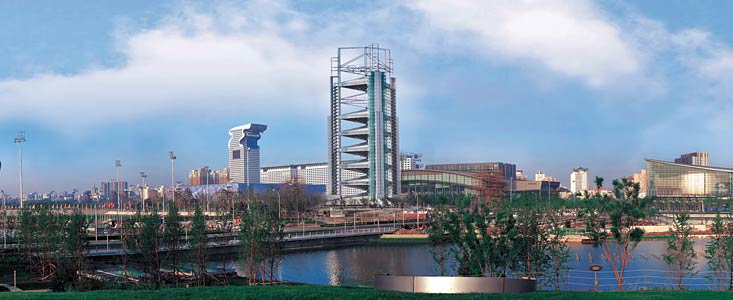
190,203,209,286
238,204,282,285
594,176,604,192
56,210,91,290
705,212,733,290
589,178,652,290
130,210,162,285
427,205,450,276
163,202,183,287
663,213,697,290
545,209,570,290
442,201,519,277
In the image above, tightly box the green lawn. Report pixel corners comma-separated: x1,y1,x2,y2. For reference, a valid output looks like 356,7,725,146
2,285,733,300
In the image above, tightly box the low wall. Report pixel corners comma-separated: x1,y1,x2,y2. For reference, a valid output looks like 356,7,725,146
374,275,536,294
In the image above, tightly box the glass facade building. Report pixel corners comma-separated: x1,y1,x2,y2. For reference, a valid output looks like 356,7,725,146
401,170,483,196
425,162,517,180
646,158,733,210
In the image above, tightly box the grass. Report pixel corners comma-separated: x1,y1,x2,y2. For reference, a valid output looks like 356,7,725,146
2,285,733,300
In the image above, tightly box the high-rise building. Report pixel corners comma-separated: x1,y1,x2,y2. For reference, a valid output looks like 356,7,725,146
212,168,230,184
570,167,589,194
515,170,528,181
535,171,546,182
632,169,647,196
188,166,211,186
100,179,128,201
328,45,400,203
400,152,422,170
229,123,267,184
674,152,709,166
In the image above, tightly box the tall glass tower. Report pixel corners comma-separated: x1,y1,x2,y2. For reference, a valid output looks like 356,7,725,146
328,44,400,204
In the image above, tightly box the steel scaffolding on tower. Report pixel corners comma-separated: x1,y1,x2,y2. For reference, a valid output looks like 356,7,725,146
328,44,400,205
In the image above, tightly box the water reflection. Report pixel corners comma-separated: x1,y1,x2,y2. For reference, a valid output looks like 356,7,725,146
264,238,717,290
192,238,718,290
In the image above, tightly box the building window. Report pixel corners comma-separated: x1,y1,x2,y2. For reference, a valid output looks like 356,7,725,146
232,150,241,159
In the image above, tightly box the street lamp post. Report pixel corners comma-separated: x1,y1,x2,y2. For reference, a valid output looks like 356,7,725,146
1,162,4,251
245,147,251,209
115,160,122,210
205,167,209,213
140,171,147,212
13,132,25,209
169,151,176,218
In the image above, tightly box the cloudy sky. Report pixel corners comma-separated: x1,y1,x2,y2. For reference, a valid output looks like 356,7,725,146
1,0,733,194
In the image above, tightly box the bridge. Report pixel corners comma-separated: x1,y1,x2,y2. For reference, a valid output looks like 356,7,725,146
83,225,400,257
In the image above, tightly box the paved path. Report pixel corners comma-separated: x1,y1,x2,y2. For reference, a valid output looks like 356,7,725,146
0,283,21,292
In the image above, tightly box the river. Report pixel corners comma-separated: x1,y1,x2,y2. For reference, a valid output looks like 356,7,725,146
266,238,718,291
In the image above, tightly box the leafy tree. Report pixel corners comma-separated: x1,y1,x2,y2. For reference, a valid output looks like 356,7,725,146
190,202,209,286
664,213,697,290
705,212,733,290
56,209,91,290
442,201,518,277
545,209,570,290
17,205,63,281
594,176,604,192
588,178,652,290
427,205,450,275
128,209,162,285
16,207,36,269
238,204,282,285
512,201,549,279
163,202,183,287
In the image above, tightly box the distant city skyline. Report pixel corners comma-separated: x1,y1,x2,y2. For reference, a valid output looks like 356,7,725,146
3,1,733,195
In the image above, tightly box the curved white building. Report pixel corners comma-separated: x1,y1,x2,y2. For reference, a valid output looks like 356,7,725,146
229,123,267,184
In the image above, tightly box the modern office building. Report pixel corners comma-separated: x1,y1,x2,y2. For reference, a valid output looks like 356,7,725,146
647,158,733,210
328,44,400,203
402,169,484,196
570,167,589,194
425,162,516,180
188,166,211,186
513,180,562,198
261,162,328,185
403,162,515,201
674,152,709,166
229,123,267,184
188,167,230,185
400,152,422,170
100,179,128,201
401,168,559,199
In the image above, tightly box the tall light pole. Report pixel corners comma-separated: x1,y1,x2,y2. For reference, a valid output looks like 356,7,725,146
1,161,5,251
13,132,25,208
169,151,176,214
205,166,210,213
115,160,122,210
140,171,147,212
245,147,250,205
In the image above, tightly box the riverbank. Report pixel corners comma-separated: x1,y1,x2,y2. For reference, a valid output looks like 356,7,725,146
3,285,733,300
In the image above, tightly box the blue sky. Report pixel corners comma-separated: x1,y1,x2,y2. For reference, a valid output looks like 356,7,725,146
2,0,733,194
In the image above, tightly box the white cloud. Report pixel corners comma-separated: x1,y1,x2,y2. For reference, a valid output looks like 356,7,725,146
0,3,332,129
407,0,640,87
